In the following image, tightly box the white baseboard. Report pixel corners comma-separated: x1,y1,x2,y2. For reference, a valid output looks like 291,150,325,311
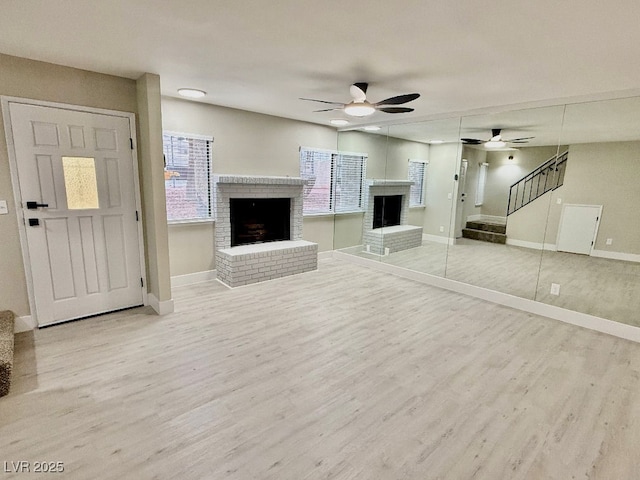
15,315,36,333
171,270,217,288
423,234,455,246
591,249,640,263
318,250,334,260
333,251,640,344
147,293,175,315
506,238,557,251
467,214,507,225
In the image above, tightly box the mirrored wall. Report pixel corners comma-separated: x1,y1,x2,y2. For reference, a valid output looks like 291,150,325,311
334,95,640,328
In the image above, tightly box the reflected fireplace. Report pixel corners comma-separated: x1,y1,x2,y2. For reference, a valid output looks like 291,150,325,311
230,198,291,247
373,195,402,229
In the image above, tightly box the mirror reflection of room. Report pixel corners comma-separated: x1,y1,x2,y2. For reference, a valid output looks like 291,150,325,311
335,97,640,328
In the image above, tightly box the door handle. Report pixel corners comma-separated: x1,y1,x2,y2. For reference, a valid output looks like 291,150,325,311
26,201,49,209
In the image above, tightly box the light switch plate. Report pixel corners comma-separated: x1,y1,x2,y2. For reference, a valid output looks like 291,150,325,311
0,200,8,215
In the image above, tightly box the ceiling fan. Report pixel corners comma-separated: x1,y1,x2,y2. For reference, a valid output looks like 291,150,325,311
461,128,534,148
300,83,420,117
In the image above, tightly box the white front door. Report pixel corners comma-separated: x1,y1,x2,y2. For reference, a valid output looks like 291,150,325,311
556,204,602,255
7,102,144,326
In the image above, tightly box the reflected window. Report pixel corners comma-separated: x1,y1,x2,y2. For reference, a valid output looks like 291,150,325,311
475,162,489,206
408,159,427,206
300,147,367,214
62,156,99,209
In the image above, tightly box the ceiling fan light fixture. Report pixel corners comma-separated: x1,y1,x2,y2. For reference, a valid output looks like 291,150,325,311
178,88,207,99
485,140,506,149
330,119,350,126
344,101,376,117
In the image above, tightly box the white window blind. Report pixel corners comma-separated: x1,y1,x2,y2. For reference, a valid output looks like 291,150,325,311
300,147,367,215
334,153,367,212
408,160,427,207
300,148,334,214
163,132,213,222
475,162,489,206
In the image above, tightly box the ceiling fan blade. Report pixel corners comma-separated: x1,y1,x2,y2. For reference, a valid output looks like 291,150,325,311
350,83,368,102
461,138,484,145
378,107,414,114
313,108,341,112
375,93,420,106
300,97,344,105
506,136,535,142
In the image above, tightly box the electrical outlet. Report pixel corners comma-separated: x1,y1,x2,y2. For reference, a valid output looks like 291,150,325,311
439,226,444,232
384,247,390,256
606,238,613,246
550,283,560,295
447,192,452,200
0,200,8,215
366,245,370,253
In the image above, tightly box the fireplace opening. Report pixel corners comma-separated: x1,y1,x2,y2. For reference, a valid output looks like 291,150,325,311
373,195,402,229
230,198,291,247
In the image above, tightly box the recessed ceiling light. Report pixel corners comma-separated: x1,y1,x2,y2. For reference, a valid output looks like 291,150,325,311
330,119,350,126
178,88,207,99
430,140,444,144
363,126,381,131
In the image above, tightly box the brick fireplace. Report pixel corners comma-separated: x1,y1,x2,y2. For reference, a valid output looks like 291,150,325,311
214,175,318,287
362,180,423,255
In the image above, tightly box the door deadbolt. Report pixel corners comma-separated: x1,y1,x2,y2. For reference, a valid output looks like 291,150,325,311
28,218,40,227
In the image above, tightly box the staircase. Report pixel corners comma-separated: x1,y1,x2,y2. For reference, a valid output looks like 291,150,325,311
462,221,507,244
507,150,568,216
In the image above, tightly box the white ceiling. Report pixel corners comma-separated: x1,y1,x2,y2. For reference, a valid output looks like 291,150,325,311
2,0,640,140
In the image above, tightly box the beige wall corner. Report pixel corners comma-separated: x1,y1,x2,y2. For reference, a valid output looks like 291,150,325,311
136,73,173,312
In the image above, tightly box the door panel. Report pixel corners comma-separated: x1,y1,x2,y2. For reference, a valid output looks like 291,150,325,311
556,204,601,255
8,102,144,326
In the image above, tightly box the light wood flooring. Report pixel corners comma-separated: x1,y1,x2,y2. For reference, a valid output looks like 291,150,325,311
2,258,640,479
341,238,640,326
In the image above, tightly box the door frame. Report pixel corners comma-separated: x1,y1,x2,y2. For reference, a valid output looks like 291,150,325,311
556,203,602,256
1,96,148,327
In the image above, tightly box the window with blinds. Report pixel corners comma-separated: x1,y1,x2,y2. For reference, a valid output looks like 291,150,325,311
475,162,489,206
408,160,427,207
299,147,367,215
163,132,213,222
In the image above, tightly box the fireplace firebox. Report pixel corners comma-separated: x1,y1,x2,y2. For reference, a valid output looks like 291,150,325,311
230,198,291,247
373,195,402,229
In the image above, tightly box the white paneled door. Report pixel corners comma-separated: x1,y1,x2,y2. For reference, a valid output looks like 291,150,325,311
7,102,144,326
556,204,602,255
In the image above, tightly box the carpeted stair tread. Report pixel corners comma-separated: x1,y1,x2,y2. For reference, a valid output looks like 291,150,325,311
465,221,507,234
462,228,507,244
0,310,15,397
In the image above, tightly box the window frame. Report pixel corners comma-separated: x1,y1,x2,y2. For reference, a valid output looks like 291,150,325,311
475,162,489,207
163,131,215,224
299,147,367,216
407,159,428,207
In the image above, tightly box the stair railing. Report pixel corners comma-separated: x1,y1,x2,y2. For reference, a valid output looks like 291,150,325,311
507,151,568,216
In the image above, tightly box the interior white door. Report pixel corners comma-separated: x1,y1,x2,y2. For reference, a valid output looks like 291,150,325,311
8,102,144,326
556,204,602,255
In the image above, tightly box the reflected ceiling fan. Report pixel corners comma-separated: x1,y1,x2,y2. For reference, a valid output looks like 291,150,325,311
461,128,534,148
300,83,420,117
